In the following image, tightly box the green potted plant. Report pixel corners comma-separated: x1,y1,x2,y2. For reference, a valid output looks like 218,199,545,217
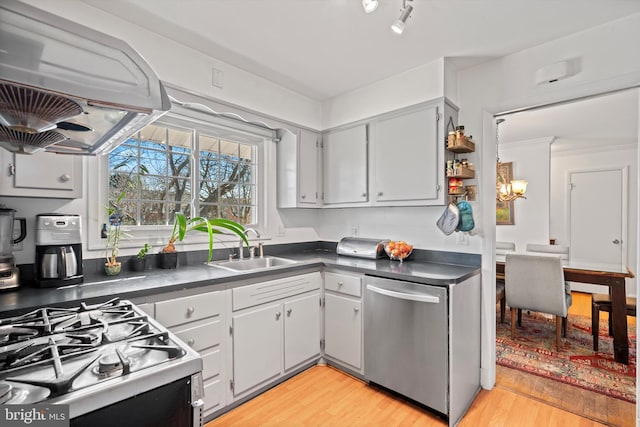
104,212,123,276
130,243,152,272
158,212,249,269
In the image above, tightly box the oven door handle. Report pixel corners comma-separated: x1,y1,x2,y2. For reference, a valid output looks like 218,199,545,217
366,284,440,304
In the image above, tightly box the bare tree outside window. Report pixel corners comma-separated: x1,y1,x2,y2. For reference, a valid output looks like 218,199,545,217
108,122,257,227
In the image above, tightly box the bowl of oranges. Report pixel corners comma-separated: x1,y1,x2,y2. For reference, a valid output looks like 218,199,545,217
384,240,413,262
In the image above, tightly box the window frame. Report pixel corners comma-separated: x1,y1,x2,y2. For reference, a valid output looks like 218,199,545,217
88,106,273,253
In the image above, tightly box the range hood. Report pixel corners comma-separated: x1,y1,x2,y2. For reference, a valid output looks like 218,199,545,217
0,0,171,155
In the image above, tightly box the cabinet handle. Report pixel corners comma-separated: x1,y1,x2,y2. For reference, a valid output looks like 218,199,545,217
301,194,306,199
275,312,281,320
612,239,620,244
337,281,344,287
377,192,383,197
187,338,195,346
287,308,292,317
361,192,367,198
8,164,15,176
353,307,360,313
60,173,71,182
186,307,195,316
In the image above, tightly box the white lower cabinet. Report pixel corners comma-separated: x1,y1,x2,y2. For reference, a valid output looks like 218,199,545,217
228,272,322,400
323,271,364,373
284,293,321,370
231,303,283,396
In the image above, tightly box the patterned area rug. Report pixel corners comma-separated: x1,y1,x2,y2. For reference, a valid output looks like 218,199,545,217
496,310,636,403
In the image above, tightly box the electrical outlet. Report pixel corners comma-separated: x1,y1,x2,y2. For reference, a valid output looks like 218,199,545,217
455,231,469,245
212,67,223,88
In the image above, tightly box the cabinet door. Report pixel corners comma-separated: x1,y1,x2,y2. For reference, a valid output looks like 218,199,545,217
373,105,439,204
284,292,320,371
323,124,368,205
324,293,362,370
298,130,320,206
0,150,83,198
231,303,282,396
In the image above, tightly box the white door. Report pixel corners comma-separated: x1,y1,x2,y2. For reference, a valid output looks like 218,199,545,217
569,168,626,266
373,105,439,203
231,303,282,396
284,292,320,370
323,124,368,205
324,293,362,370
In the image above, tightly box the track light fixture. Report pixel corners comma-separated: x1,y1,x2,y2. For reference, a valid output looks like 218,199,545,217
362,0,379,13
391,0,413,34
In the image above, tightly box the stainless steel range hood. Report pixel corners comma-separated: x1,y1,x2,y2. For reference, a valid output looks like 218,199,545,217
0,0,171,155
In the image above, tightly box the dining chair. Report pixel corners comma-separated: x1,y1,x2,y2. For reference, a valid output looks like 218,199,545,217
525,243,570,261
591,293,637,351
495,242,515,323
505,253,573,351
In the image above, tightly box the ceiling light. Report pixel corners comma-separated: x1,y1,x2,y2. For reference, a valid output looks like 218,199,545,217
362,0,379,13
391,3,413,34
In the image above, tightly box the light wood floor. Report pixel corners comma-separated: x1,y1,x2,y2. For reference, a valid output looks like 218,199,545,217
206,365,605,427
206,292,636,427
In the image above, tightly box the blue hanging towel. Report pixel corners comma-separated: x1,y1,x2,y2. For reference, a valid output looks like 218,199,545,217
456,200,475,232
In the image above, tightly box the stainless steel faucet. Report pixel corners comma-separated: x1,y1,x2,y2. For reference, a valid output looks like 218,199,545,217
239,228,260,259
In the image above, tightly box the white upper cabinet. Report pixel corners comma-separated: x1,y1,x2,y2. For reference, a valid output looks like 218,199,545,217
298,130,321,206
322,124,368,206
371,103,442,205
276,128,321,208
0,150,83,198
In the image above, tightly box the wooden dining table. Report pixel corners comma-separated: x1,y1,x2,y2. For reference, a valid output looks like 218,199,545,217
496,258,635,365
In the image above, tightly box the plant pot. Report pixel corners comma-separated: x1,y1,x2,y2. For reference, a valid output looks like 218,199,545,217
104,262,122,276
129,257,147,272
158,251,178,269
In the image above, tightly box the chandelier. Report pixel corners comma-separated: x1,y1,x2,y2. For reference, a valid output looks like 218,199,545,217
495,118,528,202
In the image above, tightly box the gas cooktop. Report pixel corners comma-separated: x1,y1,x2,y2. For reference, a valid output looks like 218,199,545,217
0,298,202,418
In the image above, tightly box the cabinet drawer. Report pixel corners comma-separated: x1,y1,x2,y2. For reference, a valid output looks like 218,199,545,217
172,318,222,352
201,348,221,381
155,290,223,327
203,378,224,415
232,272,321,311
324,272,362,297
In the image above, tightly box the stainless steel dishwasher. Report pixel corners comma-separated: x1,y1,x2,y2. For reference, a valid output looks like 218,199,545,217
364,275,448,416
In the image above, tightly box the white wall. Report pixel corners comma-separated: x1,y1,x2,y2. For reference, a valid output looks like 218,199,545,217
495,138,552,251
22,0,323,131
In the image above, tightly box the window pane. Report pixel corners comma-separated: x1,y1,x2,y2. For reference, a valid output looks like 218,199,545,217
139,176,167,200
168,128,192,150
140,202,167,225
169,151,191,177
239,144,253,162
199,154,219,181
199,204,219,218
168,178,191,205
139,148,167,175
199,134,219,153
199,180,219,203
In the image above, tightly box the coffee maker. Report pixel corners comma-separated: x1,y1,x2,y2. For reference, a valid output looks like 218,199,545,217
35,214,83,288
0,208,26,290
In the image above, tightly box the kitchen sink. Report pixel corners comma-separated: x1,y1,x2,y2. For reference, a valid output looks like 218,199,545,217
209,256,298,272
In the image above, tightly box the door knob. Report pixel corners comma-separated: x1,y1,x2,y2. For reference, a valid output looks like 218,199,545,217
287,309,292,317
612,239,621,244
275,312,281,320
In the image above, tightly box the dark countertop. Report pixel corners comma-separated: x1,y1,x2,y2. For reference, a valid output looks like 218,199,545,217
0,248,480,316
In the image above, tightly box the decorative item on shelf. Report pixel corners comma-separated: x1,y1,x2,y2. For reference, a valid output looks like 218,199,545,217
384,240,413,262
129,243,151,272
158,212,249,269
495,118,528,202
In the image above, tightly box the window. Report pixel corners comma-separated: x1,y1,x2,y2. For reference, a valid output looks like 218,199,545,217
108,118,259,227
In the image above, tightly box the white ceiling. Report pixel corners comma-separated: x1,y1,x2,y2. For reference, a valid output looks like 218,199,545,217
84,0,640,101
499,89,639,149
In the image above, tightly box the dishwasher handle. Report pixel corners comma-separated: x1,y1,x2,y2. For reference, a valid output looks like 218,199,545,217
366,284,440,304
